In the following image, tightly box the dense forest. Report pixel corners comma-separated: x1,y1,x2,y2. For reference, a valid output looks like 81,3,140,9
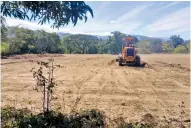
1,26,190,56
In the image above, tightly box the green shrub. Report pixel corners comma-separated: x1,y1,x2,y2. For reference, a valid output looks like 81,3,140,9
173,45,187,53
136,48,152,54
1,42,9,55
1,106,31,128
1,107,105,128
186,41,190,52
162,43,174,53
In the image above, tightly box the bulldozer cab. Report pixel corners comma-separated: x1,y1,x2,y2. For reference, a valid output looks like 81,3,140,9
122,37,134,49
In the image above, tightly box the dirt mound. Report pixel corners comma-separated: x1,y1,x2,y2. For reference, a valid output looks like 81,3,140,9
108,59,116,66
112,60,149,68
156,61,190,71
2,54,64,60
141,61,150,68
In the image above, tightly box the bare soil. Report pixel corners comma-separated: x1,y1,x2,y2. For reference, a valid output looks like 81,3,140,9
1,54,190,126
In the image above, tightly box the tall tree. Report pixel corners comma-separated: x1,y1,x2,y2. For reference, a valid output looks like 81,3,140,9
61,34,99,54
150,39,163,53
110,31,126,54
1,16,8,42
1,1,93,29
170,35,184,48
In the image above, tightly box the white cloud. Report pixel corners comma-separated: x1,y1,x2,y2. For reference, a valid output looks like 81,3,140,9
4,16,142,36
95,2,111,16
142,7,190,36
119,22,142,34
110,20,116,24
156,2,181,11
72,3,153,34
72,32,111,36
5,17,111,36
115,2,153,23
5,17,72,33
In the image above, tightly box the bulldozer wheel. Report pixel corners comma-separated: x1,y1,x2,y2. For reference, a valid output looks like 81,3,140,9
135,55,141,66
119,58,123,66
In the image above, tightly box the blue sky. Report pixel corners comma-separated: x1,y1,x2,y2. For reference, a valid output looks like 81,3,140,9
5,1,190,39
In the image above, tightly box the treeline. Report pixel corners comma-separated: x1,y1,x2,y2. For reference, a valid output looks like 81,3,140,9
137,35,190,54
1,27,190,55
1,27,62,55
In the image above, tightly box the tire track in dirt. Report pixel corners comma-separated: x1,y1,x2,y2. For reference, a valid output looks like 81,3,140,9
122,67,152,113
155,61,190,71
117,64,176,115
2,54,190,123
60,67,103,112
110,65,149,113
136,62,189,117
134,67,170,110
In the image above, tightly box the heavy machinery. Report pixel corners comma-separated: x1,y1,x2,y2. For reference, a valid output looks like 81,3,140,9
116,37,141,66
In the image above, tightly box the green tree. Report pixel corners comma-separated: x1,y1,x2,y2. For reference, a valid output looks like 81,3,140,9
8,37,26,54
1,42,9,55
61,34,99,54
162,43,174,53
150,39,163,53
97,39,110,54
186,41,190,52
1,1,93,29
110,31,126,54
137,40,151,54
170,35,184,48
1,16,8,42
61,36,76,54
47,33,62,53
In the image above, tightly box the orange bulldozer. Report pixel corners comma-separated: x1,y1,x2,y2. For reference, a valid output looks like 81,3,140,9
116,37,141,66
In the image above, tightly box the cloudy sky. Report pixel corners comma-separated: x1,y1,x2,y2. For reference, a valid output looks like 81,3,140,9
5,1,190,39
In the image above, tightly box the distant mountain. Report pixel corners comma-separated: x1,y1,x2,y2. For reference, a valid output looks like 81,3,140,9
93,35,109,40
57,32,109,40
133,35,169,42
57,32,72,38
57,32,170,42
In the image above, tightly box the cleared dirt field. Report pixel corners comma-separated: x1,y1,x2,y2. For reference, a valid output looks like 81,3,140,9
1,54,190,125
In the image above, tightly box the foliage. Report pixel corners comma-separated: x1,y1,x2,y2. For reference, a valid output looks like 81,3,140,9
1,27,189,55
162,43,174,53
173,45,188,53
136,48,152,54
2,102,187,128
2,27,63,55
109,31,127,54
1,106,105,128
1,106,31,128
170,35,184,48
137,40,151,54
1,42,9,55
1,16,8,42
150,39,163,53
61,34,99,54
1,1,93,29
185,40,190,53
